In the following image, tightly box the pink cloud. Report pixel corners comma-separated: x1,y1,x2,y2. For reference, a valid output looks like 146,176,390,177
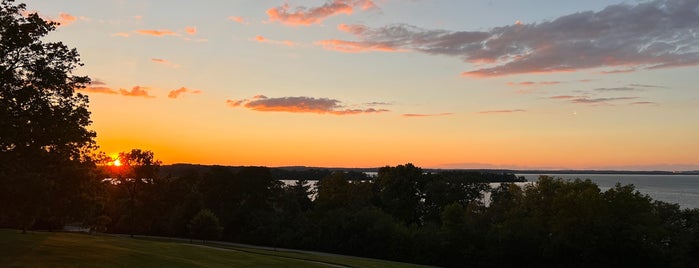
168,87,202,99
478,109,526,114
227,95,389,115
135,29,177,37
184,26,197,35
56,12,76,26
267,0,377,26
120,86,155,98
507,81,562,87
316,39,402,53
253,35,298,47
228,16,248,25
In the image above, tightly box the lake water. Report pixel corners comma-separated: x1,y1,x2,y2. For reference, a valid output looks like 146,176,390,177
517,174,699,209
282,174,699,209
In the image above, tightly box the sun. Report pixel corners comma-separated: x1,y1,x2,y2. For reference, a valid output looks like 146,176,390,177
108,153,122,167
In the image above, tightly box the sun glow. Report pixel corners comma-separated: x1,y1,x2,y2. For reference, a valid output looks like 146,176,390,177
113,159,122,167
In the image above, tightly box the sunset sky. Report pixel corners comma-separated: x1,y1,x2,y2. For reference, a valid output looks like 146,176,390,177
29,0,699,170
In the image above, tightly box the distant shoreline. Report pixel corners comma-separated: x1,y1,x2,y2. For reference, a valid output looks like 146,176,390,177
162,163,699,176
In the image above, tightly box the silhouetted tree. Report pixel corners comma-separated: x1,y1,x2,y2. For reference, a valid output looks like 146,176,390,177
107,149,161,236
188,209,222,244
0,0,96,232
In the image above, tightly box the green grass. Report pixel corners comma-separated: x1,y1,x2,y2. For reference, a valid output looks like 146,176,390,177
0,229,430,268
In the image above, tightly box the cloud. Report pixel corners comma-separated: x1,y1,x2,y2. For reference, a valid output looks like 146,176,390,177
120,86,155,98
549,95,579,100
569,97,637,104
151,58,181,68
630,101,658,105
111,32,130,37
79,86,118,94
267,0,377,26
77,83,157,98
364,101,392,106
253,35,297,47
316,39,403,53
168,87,202,99
478,109,526,114
227,95,389,115
402,113,453,117
55,12,76,26
228,16,248,25
184,26,197,35
629,83,664,88
135,29,177,37
507,81,563,87
593,87,639,92
323,0,699,77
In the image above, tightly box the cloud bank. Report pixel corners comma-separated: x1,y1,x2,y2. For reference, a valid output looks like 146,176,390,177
227,95,389,115
321,0,699,77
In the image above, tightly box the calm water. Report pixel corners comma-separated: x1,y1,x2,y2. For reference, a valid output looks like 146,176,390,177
518,174,699,209
282,174,699,209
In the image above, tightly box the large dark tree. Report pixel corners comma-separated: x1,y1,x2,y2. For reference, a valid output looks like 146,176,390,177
0,0,95,232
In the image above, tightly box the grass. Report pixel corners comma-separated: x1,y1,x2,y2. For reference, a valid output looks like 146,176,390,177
0,229,430,268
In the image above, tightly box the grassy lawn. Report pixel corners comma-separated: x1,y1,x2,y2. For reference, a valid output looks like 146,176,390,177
0,229,430,268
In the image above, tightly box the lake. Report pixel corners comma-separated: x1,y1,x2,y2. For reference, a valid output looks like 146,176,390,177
282,173,699,209
518,174,699,209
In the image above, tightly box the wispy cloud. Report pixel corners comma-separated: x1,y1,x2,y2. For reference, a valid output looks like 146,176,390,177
630,101,658,105
111,32,130,37
151,58,181,68
507,81,562,87
569,97,637,104
135,29,178,37
228,16,248,25
168,87,202,99
402,113,453,117
549,95,579,100
253,35,297,47
120,86,156,98
478,109,526,114
77,83,157,98
55,12,76,26
267,0,377,26
184,26,197,35
321,0,699,77
227,95,389,115
629,83,664,88
79,86,118,94
593,87,639,92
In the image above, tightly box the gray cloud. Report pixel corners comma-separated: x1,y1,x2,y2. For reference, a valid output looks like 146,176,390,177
402,112,453,117
322,0,699,77
227,95,389,115
569,96,638,104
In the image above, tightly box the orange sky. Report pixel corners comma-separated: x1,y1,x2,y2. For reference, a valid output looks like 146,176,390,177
31,0,699,170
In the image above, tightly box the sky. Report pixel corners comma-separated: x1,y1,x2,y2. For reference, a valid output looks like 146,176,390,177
27,0,699,170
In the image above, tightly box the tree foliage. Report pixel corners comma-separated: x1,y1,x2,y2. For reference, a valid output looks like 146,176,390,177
188,209,222,243
0,0,96,232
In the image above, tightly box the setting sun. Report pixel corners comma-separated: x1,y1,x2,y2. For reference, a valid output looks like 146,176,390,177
112,159,122,167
